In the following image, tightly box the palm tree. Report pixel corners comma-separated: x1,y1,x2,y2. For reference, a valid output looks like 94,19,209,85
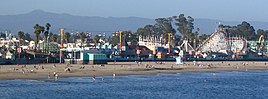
40,26,45,41
45,23,51,53
45,23,51,42
44,30,49,53
34,24,42,51
40,26,45,52
45,23,51,32
17,31,24,46
49,32,53,41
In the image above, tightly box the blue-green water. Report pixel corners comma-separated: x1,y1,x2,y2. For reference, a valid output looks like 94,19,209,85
1,70,268,99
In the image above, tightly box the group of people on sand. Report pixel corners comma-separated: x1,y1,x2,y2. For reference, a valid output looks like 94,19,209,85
48,64,74,81
15,64,28,74
33,64,44,70
192,61,214,68
64,67,71,72
145,64,153,69
135,61,142,66
15,64,47,74
48,64,71,80
64,63,72,72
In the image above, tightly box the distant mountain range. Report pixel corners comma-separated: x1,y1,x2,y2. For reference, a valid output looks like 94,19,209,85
0,10,268,36
0,10,154,36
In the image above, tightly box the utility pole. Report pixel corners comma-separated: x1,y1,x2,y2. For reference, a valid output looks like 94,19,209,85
60,28,64,63
168,33,172,55
119,31,122,50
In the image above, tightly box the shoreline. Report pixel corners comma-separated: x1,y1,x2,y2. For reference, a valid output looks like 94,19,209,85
0,61,268,80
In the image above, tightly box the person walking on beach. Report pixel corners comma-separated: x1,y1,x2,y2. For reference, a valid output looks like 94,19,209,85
54,73,58,81
113,73,116,79
135,61,139,66
53,71,56,76
53,64,56,68
21,69,25,74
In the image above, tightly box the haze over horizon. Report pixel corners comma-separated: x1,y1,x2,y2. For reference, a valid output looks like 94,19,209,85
1,0,268,22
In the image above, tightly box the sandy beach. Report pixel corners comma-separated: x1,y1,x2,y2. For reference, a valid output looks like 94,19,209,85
0,61,268,80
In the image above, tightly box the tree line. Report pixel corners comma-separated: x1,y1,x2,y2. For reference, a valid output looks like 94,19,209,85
135,14,201,48
13,14,268,51
135,14,268,48
220,21,268,40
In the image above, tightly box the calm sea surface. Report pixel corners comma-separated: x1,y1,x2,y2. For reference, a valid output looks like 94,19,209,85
1,70,268,99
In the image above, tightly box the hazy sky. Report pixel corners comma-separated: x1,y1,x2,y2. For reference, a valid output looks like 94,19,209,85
1,0,267,21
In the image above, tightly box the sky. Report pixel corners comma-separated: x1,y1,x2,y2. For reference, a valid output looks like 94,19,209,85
0,0,268,21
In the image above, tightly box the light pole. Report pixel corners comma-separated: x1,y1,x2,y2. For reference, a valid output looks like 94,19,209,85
119,31,122,51
168,33,172,56
59,28,64,63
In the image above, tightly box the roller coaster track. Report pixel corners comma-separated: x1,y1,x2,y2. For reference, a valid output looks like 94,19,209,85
196,31,247,53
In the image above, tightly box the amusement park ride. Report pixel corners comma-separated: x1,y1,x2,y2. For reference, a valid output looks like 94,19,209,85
257,35,266,55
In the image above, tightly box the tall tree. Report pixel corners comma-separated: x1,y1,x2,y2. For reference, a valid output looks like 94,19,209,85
44,23,51,42
155,18,176,35
49,32,53,41
45,23,51,32
17,31,24,46
40,26,45,52
136,25,156,37
237,21,255,40
40,26,45,40
33,24,43,51
44,23,51,53
173,14,195,40
224,21,256,40
257,29,265,39
155,18,176,45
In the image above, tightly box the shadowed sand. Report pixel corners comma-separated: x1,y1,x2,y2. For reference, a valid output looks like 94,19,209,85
0,61,268,80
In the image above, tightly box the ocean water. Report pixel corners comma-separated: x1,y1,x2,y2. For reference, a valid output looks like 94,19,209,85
1,70,268,99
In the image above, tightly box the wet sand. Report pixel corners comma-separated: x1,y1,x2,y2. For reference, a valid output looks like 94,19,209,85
0,61,268,80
